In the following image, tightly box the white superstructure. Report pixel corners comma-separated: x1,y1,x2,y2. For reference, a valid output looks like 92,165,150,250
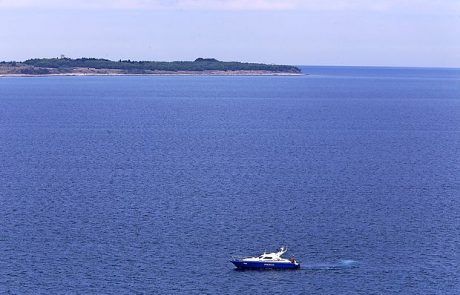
239,246,295,263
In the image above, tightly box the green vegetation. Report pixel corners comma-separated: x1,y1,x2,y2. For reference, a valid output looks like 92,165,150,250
20,57,301,73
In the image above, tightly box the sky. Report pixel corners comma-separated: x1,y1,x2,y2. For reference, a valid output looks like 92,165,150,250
0,0,459,67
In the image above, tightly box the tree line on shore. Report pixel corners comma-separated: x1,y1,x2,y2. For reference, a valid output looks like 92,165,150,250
3,57,301,73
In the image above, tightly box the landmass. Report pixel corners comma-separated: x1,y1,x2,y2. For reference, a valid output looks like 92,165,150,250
0,57,302,76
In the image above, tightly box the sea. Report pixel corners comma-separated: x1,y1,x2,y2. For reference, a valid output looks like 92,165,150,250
0,66,459,294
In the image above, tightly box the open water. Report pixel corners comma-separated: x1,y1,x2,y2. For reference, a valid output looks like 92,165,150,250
0,67,459,294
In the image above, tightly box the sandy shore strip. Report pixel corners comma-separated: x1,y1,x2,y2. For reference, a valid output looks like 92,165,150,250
0,72,303,77
0,69,304,77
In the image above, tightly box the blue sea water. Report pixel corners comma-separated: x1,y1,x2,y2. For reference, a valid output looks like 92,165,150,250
0,67,459,294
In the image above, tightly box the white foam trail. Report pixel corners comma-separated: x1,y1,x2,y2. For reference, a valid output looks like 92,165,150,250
338,259,357,266
302,259,358,270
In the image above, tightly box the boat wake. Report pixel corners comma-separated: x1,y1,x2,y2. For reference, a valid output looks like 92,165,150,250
302,259,358,270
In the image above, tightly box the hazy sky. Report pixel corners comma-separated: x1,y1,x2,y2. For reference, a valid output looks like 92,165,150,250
1,0,459,67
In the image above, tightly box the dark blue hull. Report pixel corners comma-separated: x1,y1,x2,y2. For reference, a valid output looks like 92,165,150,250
231,260,300,270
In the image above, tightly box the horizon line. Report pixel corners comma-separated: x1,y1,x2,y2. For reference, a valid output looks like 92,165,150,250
2,57,459,70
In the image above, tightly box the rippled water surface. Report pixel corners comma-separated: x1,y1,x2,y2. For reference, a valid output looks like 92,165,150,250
1,67,459,294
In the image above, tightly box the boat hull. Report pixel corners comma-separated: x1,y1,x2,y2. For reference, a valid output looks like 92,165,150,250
231,260,300,270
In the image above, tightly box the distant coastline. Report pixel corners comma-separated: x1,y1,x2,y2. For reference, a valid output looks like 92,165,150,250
0,57,302,77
